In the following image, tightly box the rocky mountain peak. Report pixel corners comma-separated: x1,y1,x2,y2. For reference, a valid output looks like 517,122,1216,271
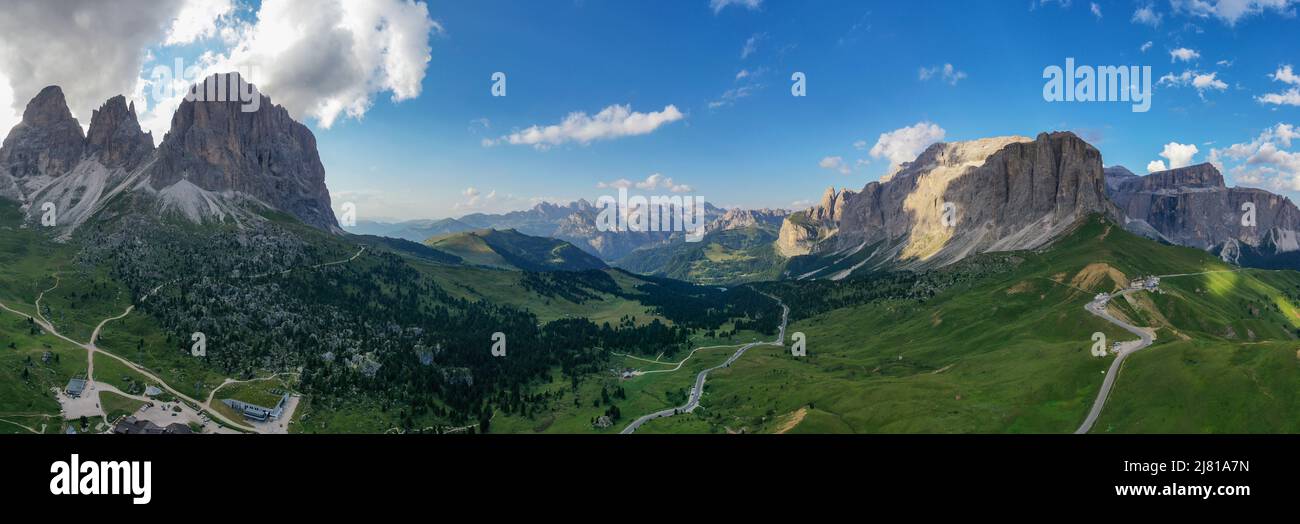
1107,162,1300,260
145,73,339,232
1135,163,1225,191
0,85,86,180
22,86,79,128
86,95,154,170
779,131,1118,271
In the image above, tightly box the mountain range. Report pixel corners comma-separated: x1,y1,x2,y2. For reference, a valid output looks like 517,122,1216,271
0,73,339,237
3,72,1300,435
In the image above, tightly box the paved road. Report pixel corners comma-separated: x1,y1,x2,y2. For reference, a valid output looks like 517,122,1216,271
1074,290,1156,434
621,294,789,434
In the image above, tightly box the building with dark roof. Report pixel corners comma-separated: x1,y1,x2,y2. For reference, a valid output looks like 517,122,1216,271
112,416,194,435
65,378,87,398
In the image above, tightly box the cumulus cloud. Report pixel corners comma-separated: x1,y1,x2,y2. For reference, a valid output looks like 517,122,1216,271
1158,142,1199,169
1090,2,1103,18
164,0,235,46
918,64,967,86
1259,64,1300,106
1170,0,1299,26
818,156,850,175
598,173,693,193
0,0,187,126
169,0,440,132
1140,41,1154,53
486,104,684,150
1132,4,1163,26
1159,70,1228,97
1170,47,1200,62
710,0,762,14
1147,160,1169,173
1211,123,1300,192
867,121,946,173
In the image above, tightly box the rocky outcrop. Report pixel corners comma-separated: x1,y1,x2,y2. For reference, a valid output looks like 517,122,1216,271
86,95,153,170
143,73,339,232
707,207,788,232
777,187,851,257
1106,163,1300,262
0,86,86,197
0,74,342,235
779,132,1120,273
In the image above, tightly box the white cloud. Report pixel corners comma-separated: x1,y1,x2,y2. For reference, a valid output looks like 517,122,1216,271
1211,123,1300,192
1159,70,1228,97
1159,142,1199,168
1272,64,1300,85
710,0,762,14
137,0,442,138
1091,2,1103,18
1170,47,1200,62
1259,65,1300,106
0,0,187,126
741,33,765,59
487,104,684,150
1147,160,1169,173
1140,41,1154,53
918,63,967,86
818,156,850,175
868,121,946,173
0,72,16,137
853,140,868,150
1170,0,1299,26
164,0,234,46
1259,88,1300,106
599,173,693,193
1132,4,1163,26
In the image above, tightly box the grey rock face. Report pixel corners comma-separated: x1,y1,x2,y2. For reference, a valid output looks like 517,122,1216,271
0,75,342,235
86,95,154,170
0,86,86,183
780,132,1119,270
143,73,339,232
1107,163,1300,257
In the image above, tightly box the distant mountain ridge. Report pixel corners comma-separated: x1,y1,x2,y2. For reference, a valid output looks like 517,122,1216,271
425,228,607,272
347,199,738,261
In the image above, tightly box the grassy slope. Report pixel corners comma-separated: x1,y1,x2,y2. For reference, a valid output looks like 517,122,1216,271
631,216,1300,434
615,226,785,285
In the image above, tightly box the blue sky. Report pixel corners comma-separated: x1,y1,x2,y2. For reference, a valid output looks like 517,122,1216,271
4,0,1298,221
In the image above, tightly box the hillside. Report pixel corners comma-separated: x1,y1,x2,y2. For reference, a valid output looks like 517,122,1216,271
615,225,786,285
424,228,607,272
621,215,1300,434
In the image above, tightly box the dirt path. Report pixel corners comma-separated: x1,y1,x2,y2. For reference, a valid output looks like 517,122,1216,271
773,407,808,434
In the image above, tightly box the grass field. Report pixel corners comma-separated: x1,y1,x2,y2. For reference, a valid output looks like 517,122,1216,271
99,390,146,424
629,216,1300,434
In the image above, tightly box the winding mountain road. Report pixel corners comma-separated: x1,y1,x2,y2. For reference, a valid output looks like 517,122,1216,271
620,295,788,434
1074,290,1155,434
1074,268,1244,434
